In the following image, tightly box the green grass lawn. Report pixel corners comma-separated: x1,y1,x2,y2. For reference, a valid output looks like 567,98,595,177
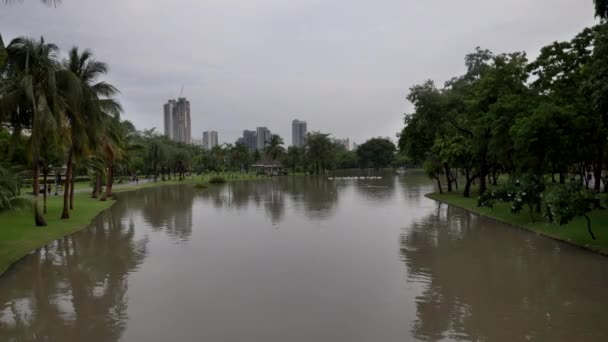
427,191,608,256
0,193,114,275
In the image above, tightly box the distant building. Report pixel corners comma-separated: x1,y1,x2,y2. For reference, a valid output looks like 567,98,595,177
352,142,358,151
163,97,191,144
292,119,307,147
242,130,257,151
192,138,203,146
334,138,350,151
163,100,176,139
203,131,218,150
256,127,271,150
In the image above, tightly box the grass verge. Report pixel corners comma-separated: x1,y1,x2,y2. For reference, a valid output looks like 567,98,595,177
427,191,608,256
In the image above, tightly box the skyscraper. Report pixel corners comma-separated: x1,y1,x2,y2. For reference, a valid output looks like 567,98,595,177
163,100,176,139
292,119,307,147
256,127,271,151
242,130,257,151
163,97,191,144
203,131,218,149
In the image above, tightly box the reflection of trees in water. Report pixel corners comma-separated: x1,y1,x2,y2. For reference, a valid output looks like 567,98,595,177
138,185,194,240
0,207,147,342
279,177,338,220
196,178,339,223
396,172,434,201
401,203,608,341
353,176,396,202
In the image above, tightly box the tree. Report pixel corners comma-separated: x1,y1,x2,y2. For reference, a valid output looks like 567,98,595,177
283,146,302,173
334,145,358,169
265,134,284,161
304,132,335,175
60,47,121,214
586,24,608,195
423,157,444,194
448,49,529,194
229,142,251,172
0,36,65,226
0,164,25,210
545,182,598,240
356,138,396,169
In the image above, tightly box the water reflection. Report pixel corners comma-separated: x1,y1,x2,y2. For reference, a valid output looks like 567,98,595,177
138,186,193,240
401,203,608,342
0,205,147,342
194,177,340,222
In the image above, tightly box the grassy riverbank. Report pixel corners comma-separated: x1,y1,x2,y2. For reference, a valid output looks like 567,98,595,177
0,173,265,276
427,192,608,256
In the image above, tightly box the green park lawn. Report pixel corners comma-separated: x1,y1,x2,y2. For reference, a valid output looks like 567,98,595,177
427,191,608,256
0,172,266,275
0,193,114,275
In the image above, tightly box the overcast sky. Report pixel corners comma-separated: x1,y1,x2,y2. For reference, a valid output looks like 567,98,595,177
1,0,598,145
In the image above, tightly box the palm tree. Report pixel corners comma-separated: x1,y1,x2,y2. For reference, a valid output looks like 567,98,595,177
0,164,22,210
60,47,121,215
99,115,125,201
265,134,284,161
0,36,65,226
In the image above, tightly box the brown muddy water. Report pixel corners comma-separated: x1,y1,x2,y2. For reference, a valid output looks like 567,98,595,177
1,172,607,341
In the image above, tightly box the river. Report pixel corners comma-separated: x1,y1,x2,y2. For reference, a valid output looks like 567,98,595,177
1,172,607,341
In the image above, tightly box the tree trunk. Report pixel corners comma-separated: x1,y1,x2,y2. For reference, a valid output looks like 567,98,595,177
463,173,478,198
69,167,75,210
435,177,443,194
559,172,565,184
42,172,48,214
100,165,113,201
32,157,40,196
584,214,596,240
443,163,453,192
92,172,101,198
479,147,488,195
61,150,73,219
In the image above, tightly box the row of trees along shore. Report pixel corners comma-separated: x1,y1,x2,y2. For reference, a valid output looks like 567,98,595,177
0,34,397,227
398,3,608,239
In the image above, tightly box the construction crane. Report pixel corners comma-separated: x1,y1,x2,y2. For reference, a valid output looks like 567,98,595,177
178,85,184,98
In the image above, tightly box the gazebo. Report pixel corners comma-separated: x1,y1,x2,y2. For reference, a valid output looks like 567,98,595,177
252,160,285,176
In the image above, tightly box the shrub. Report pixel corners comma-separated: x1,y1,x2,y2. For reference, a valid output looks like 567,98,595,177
208,176,227,184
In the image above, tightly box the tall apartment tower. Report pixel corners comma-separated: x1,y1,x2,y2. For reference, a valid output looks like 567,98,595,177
242,130,257,151
203,131,218,150
163,97,191,144
163,100,176,139
256,127,271,151
292,119,307,147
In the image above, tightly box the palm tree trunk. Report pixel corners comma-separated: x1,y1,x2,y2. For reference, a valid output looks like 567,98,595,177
69,167,75,210
43,172,48,214
32,157,40,196
92,172,101,198
61,150,73,219
100,165,113,201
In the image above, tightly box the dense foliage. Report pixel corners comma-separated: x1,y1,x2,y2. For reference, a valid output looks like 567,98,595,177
399,18,608,238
